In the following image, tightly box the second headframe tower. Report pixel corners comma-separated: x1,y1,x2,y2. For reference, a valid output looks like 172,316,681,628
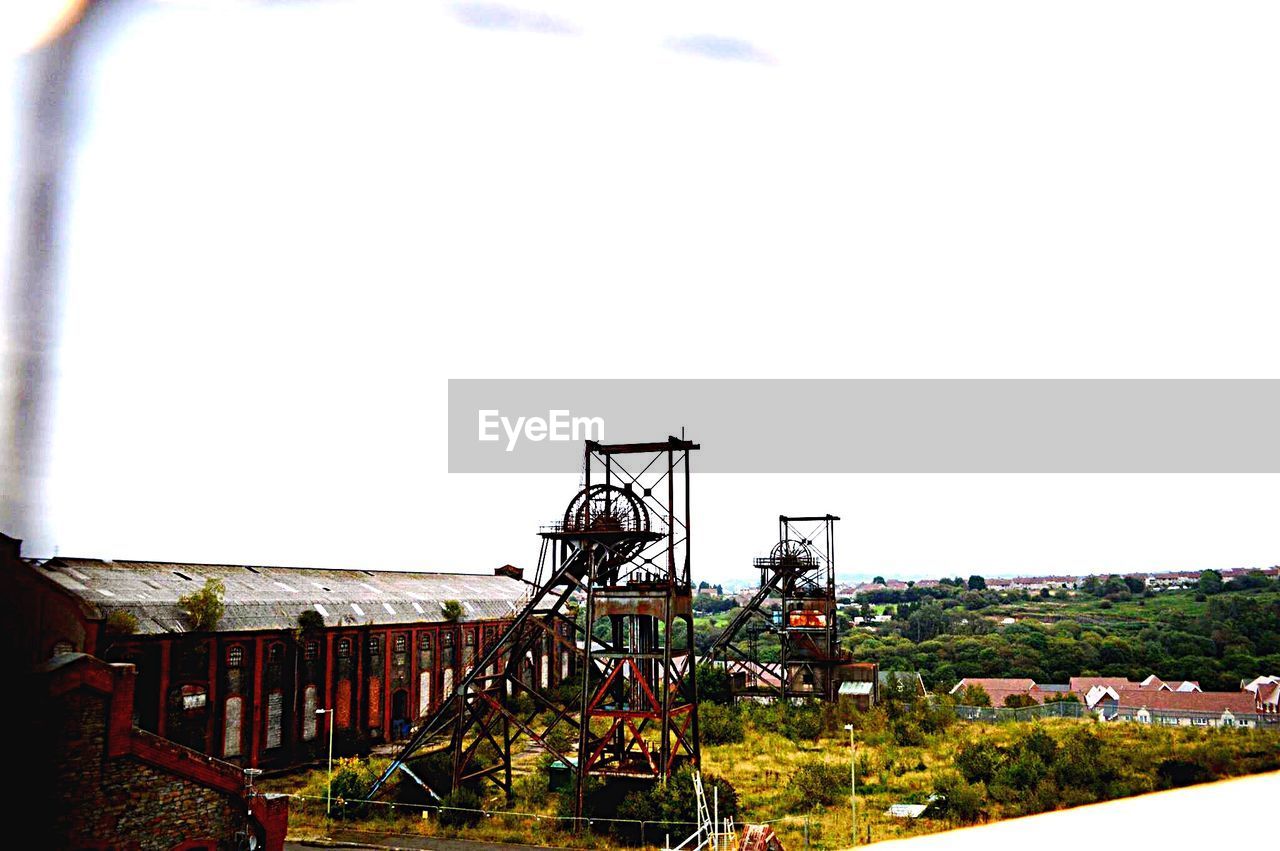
710,514,842,700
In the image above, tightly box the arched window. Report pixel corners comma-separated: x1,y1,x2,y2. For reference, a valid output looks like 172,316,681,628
227,645,244,667
394,634,408,653
304,641,319,661
338,638,352,658
268,643,284,664
368,635,382,654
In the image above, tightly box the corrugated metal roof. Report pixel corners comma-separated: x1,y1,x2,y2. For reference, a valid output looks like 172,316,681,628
839,681,873,696
40,558,531,634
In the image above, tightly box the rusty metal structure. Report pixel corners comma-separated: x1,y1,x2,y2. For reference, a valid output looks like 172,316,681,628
737,824,786,851
368,437,700,814
708,515,842,701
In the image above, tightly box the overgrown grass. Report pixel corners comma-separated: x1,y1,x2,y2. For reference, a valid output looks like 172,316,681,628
265,708,1280,849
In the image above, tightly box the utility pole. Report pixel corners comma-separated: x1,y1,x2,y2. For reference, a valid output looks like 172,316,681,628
316,708,335,817
844,723,856,847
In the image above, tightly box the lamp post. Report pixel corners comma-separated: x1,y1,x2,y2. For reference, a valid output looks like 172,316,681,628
843,723,856,847
316,708,335,817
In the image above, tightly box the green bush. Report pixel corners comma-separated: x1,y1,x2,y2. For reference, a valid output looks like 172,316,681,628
297,609,325,630
438,787,483,827
329,758,381,820
105,609,138,636
927,771,987,824
697,663,734,705
177,578,225,631
891,719,924,746
955,741,1001,785
699,702,744,744
782,702,823,742
500,691,536,720
513,768,550,807
441,600,464,622
785,760,846,811
956,684,991,706
1156,758,1211,790
603,769,738,844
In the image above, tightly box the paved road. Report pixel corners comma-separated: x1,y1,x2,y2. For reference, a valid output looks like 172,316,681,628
286,833,578,851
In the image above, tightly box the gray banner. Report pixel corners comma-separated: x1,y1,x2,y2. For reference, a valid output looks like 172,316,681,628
448,379,1280,473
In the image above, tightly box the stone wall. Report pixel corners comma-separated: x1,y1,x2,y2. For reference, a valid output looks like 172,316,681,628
48,687,244,850
37,656,287,851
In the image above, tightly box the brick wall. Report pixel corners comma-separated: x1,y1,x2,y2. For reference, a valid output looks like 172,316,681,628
48,687,243,850
37,656,287,851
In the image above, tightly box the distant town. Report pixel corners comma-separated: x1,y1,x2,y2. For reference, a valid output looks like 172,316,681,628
707,565,1280,600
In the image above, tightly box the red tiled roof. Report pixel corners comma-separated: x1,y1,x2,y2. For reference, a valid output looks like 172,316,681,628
986,688,1046,707
1070,677,1137,694
1115,689,1256,715
952,678,1036,693
951,678,1043,706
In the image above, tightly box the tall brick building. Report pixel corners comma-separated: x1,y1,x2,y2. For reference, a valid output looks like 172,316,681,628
2,534,573,770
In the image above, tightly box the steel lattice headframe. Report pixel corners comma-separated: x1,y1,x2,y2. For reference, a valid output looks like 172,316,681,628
368,437,700,817
707,514,842,701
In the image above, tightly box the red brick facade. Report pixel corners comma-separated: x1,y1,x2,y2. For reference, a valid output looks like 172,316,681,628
95,618,570,769
1,535,573,770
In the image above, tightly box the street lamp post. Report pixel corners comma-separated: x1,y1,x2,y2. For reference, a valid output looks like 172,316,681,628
316,708,335,817
843,723,856,847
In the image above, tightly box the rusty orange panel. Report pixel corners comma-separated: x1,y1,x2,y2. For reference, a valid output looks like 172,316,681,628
368,677,382,727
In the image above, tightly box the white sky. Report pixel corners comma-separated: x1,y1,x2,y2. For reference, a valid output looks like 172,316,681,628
11,0,1280,581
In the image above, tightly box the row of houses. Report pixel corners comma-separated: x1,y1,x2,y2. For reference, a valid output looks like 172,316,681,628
951,674,1280,727
840,566,1279,596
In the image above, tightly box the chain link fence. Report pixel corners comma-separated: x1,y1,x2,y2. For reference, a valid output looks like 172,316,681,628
952,701,1086,722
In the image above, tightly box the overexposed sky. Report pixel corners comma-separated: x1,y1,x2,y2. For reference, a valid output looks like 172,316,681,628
9,0,1280,581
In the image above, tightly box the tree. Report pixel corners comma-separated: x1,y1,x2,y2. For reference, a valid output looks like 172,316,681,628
104,609,138,637
698,702,744,744
930,770,988,824
297,609,325,630
968,575,987,591
1198,570,1223,596
177,578,225,631
873,576,887,585
1102,576,1129,598
957,684,991,706
441,599,464,621
1003,693,1038,708
696,662,733,705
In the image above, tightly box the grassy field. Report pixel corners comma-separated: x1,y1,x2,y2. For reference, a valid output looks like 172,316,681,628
265,708,1280,849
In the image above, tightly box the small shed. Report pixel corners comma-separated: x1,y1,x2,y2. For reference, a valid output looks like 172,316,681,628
838,680,874,711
